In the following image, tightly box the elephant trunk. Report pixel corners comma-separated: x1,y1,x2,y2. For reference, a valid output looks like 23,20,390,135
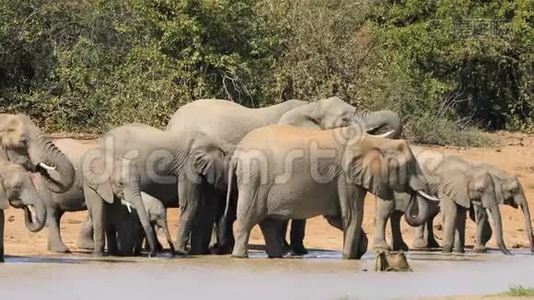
29,134,75,193
123,184,157,257
516,189,534,252
404,193,430,226
487,205,511,255
21,188,47,232
359,110,403,139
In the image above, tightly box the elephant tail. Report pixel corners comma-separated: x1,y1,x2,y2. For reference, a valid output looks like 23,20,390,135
223,157,237,219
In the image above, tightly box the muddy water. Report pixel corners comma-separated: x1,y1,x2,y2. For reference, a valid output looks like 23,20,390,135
1,249,534,300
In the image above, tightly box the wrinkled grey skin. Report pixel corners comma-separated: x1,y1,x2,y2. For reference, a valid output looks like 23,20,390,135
0,160,47,262
167,97,403,255
25,139,96,253
226,125,430,259
0,114,75,193
82,123,230,256
373,148,511,255
104,192,175,256
469,164,534,253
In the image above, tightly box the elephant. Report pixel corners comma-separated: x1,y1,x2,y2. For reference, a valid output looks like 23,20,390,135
82,123,230,256
22,139,97,253
373,147,511,254
375,250,412,272
0,160,47,262
103,192,175,256
225,124,438,259
167,97,403,255
469,164,534,253
0,114,75,193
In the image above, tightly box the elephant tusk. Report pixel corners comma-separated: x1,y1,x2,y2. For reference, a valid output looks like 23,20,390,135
38,162,56,171
369,129,395,138
417,190,440,202
121,200,133,213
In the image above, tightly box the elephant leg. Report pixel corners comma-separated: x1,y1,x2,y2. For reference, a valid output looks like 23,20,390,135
214,191,235,255
76,215,94,250
425,215,440,248
453,206,466,253
176,180,201,255
83,185,105,256
231,188,261,258
390,211,409,251
326,216,368,258
190,188,216,255
0,210,4,262
259,218,286,258
290,219,307,255
104,203,119,255
279,219,290,253
474,206,491,253
47,208,69,253
156,219,175,255
339,182,366,260
373,198,393,250
441,199,457,253
412,224,427,249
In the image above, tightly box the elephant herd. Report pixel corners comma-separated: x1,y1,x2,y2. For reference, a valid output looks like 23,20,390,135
0,97,532,263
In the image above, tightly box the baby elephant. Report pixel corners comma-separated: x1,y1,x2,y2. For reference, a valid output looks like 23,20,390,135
375,250,412,272
106,192,175,256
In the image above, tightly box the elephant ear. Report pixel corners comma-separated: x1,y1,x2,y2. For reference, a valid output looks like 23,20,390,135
0,181,8,209
345,147,394,200
440,174,470,208
83,152,114,204
95,181,114,204
492,177,505,205
192,148,220,184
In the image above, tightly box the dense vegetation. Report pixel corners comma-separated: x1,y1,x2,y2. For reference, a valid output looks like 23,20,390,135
0,0,532,145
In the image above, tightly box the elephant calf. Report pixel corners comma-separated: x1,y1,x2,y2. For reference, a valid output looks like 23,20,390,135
226,124,437,259
105,192,175,256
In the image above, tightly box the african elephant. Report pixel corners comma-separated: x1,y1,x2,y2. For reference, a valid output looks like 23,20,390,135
167,97,403,254
470,164,533,253
0,114,75,193
225,124,437,259
0,160,47,262
374,148,511,254
82,123,230,256
105,192,175,256
23,139,96,253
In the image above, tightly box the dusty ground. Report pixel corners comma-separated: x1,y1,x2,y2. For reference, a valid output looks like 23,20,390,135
3,131,534,256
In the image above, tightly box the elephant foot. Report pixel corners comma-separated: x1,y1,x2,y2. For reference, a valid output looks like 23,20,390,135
473,245,487,253
454,246,465,254
48,244,70,253
427,238,440,249
174,249,188,257
412,238,428,249
290,244,308,256
0,257,3,263
76,239,95,251
392,241,409,252
47,242,70,253
231,253,248,259
92,251,105,257
372,239,391,251
442,245,453,253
